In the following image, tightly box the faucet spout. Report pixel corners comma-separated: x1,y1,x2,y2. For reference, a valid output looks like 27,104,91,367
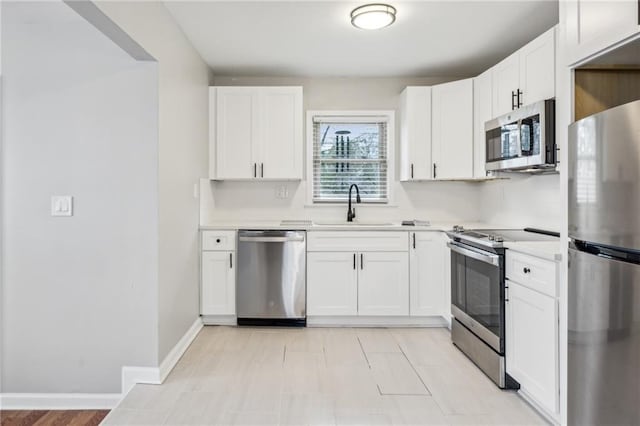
347,184,361,222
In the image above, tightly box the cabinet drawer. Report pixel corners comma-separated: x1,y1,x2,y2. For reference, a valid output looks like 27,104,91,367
506,251,557,297
307,231,408,252
202,230,236,251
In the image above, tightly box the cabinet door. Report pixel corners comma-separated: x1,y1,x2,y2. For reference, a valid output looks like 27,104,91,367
307,252,358,316
409,232,446,316
519,27,556,106
201,251,235,315
431,78,474,180
473,70,492,179
506,282,558,414
215,87,260,179
260,87,303,180
565,0,639,65
400,87,432,181
492,53,520,117
358,251,409,316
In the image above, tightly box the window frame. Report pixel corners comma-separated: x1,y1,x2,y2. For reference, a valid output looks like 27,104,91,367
306,110,395,206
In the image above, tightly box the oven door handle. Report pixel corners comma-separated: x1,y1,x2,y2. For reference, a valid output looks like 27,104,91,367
447,242,501,267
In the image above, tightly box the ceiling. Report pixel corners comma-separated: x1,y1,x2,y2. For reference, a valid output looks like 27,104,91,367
164,1,558,78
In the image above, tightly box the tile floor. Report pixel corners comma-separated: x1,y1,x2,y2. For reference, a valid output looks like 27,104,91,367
103,326,546,425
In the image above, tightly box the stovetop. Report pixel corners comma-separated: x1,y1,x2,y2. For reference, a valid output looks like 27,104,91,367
447,226,559,248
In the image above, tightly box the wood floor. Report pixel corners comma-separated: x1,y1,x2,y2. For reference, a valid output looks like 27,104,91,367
103,326,546,425
0,410,109,426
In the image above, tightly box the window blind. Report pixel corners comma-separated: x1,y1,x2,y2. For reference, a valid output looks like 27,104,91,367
312,119,388,203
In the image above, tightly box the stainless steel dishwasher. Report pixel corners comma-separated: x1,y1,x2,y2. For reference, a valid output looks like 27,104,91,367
236,230,306,326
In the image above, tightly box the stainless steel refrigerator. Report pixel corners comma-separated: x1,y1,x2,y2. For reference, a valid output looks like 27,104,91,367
568,99,640,425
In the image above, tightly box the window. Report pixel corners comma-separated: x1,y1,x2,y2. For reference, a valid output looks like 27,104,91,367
310,112,392,203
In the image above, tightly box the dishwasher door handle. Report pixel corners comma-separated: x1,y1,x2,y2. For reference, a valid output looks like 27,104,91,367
239,236,305,243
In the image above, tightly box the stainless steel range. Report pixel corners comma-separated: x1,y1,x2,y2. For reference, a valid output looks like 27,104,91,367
446,226,558,389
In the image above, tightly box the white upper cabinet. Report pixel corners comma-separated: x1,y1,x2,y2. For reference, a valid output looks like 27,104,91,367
260,87,303,179
210,86,303,180
519,27,556,106
431,78,474,180
473,69,492,179
213,87,260,179
400,86,432,181
565,0,640,65
492,27,556,117
492,53,521,117
409,232,447,317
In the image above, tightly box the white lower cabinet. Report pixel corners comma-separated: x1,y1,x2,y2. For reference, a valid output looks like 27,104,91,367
200,230,236,321
358,252,409,316
409,232,447,316
307,252,358,316
506,266,559,416
307,232,409,317
201,251,236,315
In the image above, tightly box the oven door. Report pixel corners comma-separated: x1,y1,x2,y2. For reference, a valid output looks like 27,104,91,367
448,241,504,353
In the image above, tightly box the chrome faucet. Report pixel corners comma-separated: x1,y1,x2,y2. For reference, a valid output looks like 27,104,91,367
347,184,361,222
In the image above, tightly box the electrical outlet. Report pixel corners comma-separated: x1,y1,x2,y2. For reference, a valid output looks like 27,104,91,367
276,186,289,199
51,196,73,217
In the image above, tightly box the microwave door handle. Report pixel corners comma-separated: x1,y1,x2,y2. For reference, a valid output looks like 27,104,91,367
447,242,500,267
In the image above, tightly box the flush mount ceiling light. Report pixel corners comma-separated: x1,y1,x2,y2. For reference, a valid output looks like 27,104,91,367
350,3,396,30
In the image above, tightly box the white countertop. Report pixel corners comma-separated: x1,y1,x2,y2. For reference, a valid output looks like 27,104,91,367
504,241,563,262
199,221,505,232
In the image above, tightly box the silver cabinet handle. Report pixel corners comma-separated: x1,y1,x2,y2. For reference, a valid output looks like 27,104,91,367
447,241,500,267
360,253,364,270
239,236,304,243
253,163,257,178
261,163,264,178
229,253,233,269
353,253,356,270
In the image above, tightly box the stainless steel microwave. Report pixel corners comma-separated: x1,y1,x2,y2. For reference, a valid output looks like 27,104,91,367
485,99,556,172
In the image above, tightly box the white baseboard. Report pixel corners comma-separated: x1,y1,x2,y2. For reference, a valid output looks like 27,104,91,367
307,315,448,327
121,317,203,395
121,366,161,395
158,317,203,382
0,318,203,410
517,388,560,425
201,315,236,326
0,393,121,410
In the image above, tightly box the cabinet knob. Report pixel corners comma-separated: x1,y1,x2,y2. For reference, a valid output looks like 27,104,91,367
216,238,221,243
523,267,531,274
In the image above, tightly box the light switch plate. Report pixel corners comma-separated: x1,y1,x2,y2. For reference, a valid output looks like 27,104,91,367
51,196,73,217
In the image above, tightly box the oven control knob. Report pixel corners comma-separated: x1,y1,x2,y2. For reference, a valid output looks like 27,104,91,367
453,225,464,232
494,236,504,242
488,235,495,241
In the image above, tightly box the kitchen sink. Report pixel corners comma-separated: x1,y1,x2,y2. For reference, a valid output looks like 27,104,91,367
313,221,395,227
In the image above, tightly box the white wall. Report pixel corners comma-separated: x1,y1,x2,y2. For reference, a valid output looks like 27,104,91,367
95,1,211,361
202,76,485,225
480,174,562,231
0,0,4,394
1,1,158,392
